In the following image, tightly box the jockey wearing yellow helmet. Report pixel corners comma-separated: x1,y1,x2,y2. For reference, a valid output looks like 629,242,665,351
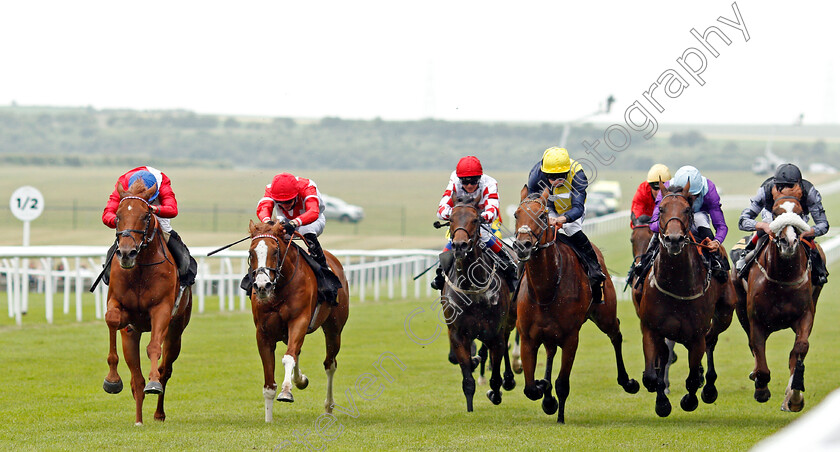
526,147,606,303
630,164,671,228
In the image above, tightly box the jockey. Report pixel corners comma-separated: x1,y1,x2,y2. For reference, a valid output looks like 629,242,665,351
631,164,671,228
648,165,729,282
526,146,606,303
735,163,829,284
431,156,518,292
101,166,196,288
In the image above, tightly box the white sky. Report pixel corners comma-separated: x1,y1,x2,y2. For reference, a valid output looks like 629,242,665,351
1,0,838,125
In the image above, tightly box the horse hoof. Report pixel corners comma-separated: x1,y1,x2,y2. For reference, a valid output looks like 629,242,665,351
477,376,487,386
512,360,523,374
134,422,143,427
470,356,481,371
655,394,672,417
524,383,543,401
623,379,640,394
486,390,502,405
143,381,163,395
701,385,718,404
103,379,123,394
754,387,771,403
749,371,756,381
680,394,699,412
783,397,805,413
502,377,516,391
542,396,559,415
277,391,294,403
295,376,309,390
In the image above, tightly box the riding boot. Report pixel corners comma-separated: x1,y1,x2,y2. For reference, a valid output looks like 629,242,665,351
569,231,606,304
166,229,197,287
735,235,757,276
696,227,728,283
303,233,339,306
805,243,829,285
494,249,518,293
634,237,659,287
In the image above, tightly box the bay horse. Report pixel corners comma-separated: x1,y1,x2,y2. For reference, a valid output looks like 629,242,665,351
513,190,638,423
441,192,516,412
247,220,349,422
102,180,192,425
733,184,823,411
637,182,735,417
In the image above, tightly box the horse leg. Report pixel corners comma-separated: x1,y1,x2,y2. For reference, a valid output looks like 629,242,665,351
511,330,523,374
477,343,488,386
540,345,559,416
520,333,543,402
103,300,128,394
663,339,675,395
321,315,344,414
702,290,734,405
448,331,476,412
256,332,278,422
680,337,706,412
589,305,639,394
501,328,516,391
642,327,670,417
484,338,505,405
278,319,309,404
120,327,145,426
749,322,772,403
143,303,171,394
154,304,191,422
554,335,579,424
782,311,814,412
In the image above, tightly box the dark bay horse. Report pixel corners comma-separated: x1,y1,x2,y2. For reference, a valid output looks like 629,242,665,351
513,190,638,423
102,181,192,425
630,219,678,393
637,183,735,417
247,221,349,422
733,185,823,411
441,193,516,412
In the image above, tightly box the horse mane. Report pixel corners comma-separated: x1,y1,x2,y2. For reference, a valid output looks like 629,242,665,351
454,191,480,207
666,184,685,194
249,220,285,239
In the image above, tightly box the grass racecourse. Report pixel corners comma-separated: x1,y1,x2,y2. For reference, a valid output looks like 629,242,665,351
1,166,840,450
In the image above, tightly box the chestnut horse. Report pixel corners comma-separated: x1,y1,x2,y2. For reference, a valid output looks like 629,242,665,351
442,192,516,412
247,221,349,422
637,183,735,417
513,191,638,423
733,185,824,411
102,180,192,425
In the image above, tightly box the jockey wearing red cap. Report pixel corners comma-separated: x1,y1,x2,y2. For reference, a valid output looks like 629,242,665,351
101,166,196,288
431,156,517,292
256,173,329,269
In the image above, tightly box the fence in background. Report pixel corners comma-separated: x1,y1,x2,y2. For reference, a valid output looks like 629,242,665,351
3,203,840,326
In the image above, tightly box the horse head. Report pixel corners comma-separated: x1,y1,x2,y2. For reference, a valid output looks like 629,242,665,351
114,179,158,269
769,185,809,259
513,189,551,262
248,220,287,301
657,182,695,256
449,192,481,262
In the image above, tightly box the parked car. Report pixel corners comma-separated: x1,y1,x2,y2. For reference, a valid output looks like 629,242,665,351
585,194,612,218
322,194,364,223
588,180,621,213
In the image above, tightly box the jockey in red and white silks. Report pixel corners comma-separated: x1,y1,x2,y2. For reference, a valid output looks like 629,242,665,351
257,173,326,237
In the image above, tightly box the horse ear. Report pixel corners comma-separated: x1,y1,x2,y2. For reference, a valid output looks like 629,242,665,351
680,180,691,198
139,184,157,201
771,184,780,199
540,187,550,201
520,185,528,202
117,183,127,199
249,219,256,235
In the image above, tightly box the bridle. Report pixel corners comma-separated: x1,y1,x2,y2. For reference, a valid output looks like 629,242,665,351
115,196,157,253
515,197,556,257
770,196,805,249
249,233,297,290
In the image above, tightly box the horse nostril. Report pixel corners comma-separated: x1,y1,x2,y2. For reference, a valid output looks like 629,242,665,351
115,250,123,258
128,250,138,259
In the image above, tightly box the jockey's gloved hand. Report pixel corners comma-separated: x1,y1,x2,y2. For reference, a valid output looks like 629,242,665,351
284,221,297,236
480,212,494,223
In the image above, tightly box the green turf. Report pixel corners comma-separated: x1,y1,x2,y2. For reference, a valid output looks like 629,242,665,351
1,266,839,451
